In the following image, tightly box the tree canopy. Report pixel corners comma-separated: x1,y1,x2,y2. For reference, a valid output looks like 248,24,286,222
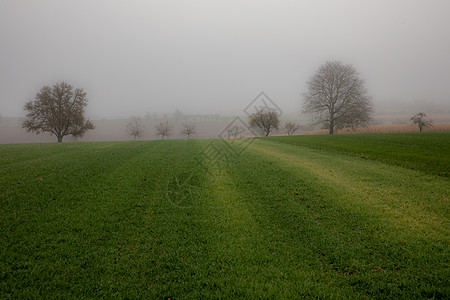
23,81,94,142
155,121,172,140
126,116,145,140
181,122,196,139
411,112,433,132
284,121,300,136
303,60,373,134
248,107,280,137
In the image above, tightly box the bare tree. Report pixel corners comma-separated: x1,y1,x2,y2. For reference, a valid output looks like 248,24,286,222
181,121,196,139
126,116,145,140
22,81,94,142
284,121,300,136
248,107,280,137
155,120,172,140
227,125,246,139
411,112,433,132
303,61,373,135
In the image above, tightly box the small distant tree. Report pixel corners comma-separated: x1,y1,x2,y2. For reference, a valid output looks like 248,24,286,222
126,116,145,140
248,107,280,137
155,120,172,140
181,121,196,139
411,112,433,132
284,121,300,136
227,125,246,139
22,81,94,142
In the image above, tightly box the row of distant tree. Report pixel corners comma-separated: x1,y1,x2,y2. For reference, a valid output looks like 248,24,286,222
21,60,433,142
124,114,302,141
126,117,196,140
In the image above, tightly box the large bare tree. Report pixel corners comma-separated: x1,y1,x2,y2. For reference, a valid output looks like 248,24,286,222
155,121,172,140
248,107,280,137
126,115,145,140
303,61,373,134
23,81,94,142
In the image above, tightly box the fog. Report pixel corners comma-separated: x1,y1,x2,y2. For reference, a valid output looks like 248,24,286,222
1,0,450,120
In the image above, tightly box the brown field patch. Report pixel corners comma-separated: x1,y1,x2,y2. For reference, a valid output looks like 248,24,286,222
301,123,450,135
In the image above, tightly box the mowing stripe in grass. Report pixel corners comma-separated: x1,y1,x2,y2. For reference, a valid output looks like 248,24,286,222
123,140,218,297
1,142,161,237
152,140,342,298
251,140,449,236
234,139,449,298
1,140,207,297
197,143,351,298
1,138,449,298
267,132,450,177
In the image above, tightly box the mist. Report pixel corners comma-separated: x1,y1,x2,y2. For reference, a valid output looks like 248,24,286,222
1,1,450,122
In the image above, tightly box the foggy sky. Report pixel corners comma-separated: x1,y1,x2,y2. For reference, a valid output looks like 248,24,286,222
1,0,449,119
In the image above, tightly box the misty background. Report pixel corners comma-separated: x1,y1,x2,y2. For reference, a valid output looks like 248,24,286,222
1,0,450,142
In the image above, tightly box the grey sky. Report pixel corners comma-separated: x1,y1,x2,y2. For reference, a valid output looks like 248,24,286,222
1,0,449,118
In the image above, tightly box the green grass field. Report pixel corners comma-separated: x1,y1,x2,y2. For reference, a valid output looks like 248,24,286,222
1,133,449,298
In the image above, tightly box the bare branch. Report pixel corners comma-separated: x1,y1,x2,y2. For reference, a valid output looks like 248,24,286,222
181,121,196,139
248,107,280,137
411,112,433,132
126,115,145,140
22,81,94,142
303,61,373,134
284,121,300,136
155,121,172,140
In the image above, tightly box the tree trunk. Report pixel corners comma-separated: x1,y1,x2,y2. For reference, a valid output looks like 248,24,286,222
329,114,335,135
57,135,63,143
329,103,335,134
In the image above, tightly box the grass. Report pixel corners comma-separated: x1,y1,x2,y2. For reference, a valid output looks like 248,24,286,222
1,134,449,298
268,132,450,177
